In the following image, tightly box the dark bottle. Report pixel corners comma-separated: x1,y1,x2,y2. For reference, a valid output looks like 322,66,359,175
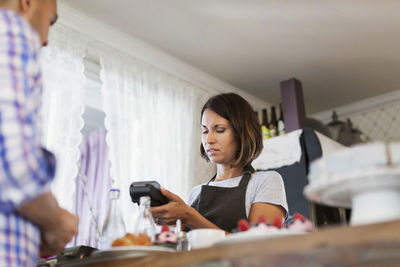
269,106,278,137
254,111,259,124
261,108,270,140
278,103,285,136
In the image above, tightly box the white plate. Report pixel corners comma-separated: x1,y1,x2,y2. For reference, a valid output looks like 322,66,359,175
215,230,306,246
91,245,175,258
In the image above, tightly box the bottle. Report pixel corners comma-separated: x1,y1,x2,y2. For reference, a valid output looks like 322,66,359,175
278,103,285,136
269,106,278,137
135,196,156,241
101,189,126,249
254,111,259,124
261,108,270,140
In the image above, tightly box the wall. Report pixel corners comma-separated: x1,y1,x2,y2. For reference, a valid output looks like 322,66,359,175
311,90,400,143
57,3,270,114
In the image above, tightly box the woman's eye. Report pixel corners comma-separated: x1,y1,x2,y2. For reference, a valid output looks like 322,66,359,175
216,129,225,133
202,131,208,134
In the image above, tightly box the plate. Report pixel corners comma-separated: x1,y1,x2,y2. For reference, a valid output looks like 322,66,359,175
215,230,306,246
91,245,175,258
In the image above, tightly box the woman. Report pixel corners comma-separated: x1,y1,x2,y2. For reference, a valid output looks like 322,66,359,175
151,93,288,232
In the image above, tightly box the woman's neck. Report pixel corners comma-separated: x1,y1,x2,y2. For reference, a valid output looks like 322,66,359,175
215,165,243,181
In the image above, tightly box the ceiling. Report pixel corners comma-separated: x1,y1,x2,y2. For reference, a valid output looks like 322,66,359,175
61,0,400,114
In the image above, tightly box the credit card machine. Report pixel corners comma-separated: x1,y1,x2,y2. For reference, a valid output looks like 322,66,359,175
130,181,169,206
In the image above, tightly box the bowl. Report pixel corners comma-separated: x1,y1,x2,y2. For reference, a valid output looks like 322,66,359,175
187,228,225,249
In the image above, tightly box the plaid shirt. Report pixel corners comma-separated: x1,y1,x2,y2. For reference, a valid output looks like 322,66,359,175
0,9,56,267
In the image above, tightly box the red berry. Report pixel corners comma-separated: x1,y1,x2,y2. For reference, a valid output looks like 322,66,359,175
293,213,305,221
273,217,283,228
238,219,250,232
257,215,267,224
161,224,169,233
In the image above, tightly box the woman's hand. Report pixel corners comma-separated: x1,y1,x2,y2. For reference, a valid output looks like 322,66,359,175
151,188,192,225
151,188,223,231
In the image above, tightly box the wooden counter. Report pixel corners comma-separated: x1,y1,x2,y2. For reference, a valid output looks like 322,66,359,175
65,219,400,267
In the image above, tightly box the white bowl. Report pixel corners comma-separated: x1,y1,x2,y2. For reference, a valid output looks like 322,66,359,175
187,228,226,249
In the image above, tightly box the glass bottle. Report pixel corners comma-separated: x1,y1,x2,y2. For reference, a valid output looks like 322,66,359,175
135,196,156,241
261,108,270,140
254,111,259,124
269,106,278,137
101,189,126,249
278,103,285,136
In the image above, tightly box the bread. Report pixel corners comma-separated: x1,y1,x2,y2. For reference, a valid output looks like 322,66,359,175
112,233,152,247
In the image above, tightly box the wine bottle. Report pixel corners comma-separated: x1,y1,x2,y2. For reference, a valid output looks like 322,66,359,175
261,108,270,140
278,103,285,136
269,106,278,137
254,111,259,124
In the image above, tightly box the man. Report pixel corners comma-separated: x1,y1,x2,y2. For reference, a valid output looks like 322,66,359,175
0,0,78,266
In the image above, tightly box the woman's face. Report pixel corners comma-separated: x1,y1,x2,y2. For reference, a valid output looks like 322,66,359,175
201,109,238,166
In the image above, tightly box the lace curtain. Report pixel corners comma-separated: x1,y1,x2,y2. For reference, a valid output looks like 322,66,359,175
100,49,214,231
41,24,87,212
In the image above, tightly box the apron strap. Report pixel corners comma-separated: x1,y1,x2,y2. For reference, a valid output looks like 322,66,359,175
207,164,255,185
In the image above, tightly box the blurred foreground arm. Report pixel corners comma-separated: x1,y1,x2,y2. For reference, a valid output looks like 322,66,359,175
17,191,79,255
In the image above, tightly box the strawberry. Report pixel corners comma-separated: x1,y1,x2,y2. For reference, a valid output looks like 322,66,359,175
161,224,169,233
238,219,250,232
257,215,267,224
273,217,283,228
293,213,306,221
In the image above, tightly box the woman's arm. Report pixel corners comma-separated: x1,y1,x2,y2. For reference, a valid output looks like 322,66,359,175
247,171,288,224
151,188,222,230
247,202,286,224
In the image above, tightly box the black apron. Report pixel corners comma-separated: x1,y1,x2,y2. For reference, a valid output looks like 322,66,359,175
191,166,254,232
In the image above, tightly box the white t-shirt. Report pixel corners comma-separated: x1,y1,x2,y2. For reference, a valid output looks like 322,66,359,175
187,171,288,218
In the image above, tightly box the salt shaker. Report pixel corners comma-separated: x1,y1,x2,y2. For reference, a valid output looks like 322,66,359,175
175,219,189,251
177,232,189,251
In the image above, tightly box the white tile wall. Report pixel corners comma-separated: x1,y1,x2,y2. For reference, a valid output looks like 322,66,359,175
347,102,400,142
312,90,400,143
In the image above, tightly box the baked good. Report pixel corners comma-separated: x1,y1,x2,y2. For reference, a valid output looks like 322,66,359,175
154,225,178,249
111,233,152,247
286,213,314,232
235,214,314,233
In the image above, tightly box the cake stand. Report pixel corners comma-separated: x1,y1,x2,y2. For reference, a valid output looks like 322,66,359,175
304,166,400,226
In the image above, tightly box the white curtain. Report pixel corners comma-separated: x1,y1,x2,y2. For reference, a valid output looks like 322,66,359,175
100,49,214,232
41,24,87,213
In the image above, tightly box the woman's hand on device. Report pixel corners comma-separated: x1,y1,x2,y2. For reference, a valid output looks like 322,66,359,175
151,188,192,225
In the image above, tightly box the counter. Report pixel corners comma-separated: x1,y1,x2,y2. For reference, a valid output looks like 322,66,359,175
64,219,400,266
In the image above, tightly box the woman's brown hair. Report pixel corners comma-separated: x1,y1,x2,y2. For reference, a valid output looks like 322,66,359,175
200,93,263,169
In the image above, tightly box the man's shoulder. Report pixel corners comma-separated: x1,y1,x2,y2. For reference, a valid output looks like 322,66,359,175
0,8,41,50
0,8,25,28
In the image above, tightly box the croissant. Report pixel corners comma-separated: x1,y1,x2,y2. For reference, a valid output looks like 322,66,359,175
112,233,152,247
